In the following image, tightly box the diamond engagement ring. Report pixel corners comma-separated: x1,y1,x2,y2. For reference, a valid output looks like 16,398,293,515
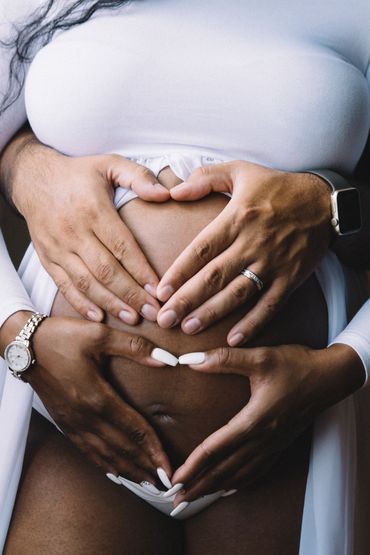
240,269,264,291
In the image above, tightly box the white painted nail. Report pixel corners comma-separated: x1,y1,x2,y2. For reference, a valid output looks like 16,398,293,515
178,352,206,365
162,483,184,498
170,501,189,517
221,489,238,497
157,467,173,489
140,481,161,494
151,348,178,367
106,473,121,485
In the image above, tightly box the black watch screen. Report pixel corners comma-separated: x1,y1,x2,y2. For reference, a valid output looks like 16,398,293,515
337,188,362,234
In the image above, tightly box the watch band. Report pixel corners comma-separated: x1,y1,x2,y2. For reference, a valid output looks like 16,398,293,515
10,312,47,379
16,312,48,344
304,169,350,192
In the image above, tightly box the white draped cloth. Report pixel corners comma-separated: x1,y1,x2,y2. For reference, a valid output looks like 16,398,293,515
0,154,365,554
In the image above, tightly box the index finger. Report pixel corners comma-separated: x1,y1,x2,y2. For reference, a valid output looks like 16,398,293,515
95,326,169,368
157,203,237,302
171,406,256,485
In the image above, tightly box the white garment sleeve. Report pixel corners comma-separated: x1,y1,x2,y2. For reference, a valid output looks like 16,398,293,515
331,299,370,386
0,230,35,327
0,1,40,328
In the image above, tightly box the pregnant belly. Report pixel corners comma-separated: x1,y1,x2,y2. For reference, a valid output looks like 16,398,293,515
51,178,327,467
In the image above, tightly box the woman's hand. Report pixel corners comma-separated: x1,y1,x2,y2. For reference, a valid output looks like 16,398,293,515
171,343,365,504
3,312,172,484
1,131,170,323
157,161,333,345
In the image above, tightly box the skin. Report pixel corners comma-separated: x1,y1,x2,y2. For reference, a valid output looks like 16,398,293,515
6,169,331,554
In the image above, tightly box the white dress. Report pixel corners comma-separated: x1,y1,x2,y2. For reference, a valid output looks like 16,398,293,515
0,0,370,552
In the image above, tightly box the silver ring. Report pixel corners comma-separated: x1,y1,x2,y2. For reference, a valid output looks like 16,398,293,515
240,269,264,291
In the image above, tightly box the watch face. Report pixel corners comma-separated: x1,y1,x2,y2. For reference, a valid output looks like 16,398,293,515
337,189,362,234
4,341,31,372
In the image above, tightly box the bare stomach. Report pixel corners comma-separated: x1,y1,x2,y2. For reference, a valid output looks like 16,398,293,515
51,168,327,467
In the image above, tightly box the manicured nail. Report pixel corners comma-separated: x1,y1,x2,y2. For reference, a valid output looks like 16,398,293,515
182,317,201,334
87,309,101,322
118,310,137,325
141,304,158,321
170,501,189,517
144,283,158,297
162,483,184,498
157,285,175,302
221,489,238,497
151,348,178,367
140,481,161,494
228,333,245,347
106,473,121,485
157,309,178,328
179,352,206,365
157,467,173,489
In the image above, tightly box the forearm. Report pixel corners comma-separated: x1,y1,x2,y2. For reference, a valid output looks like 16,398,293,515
0,126,62,214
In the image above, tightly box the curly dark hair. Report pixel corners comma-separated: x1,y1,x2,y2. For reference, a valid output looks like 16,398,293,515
0,0,131,114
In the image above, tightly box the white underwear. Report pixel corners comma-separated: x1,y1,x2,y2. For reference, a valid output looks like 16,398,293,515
0,153,356,554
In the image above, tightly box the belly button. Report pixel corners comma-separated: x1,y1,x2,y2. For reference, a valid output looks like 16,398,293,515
147,402,175,423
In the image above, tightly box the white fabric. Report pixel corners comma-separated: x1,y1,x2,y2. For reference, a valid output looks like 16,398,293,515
0,0,369,552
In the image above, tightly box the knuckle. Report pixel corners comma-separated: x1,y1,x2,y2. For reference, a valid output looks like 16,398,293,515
230,280,249,301
199,440,215,461
124,288,142,308
53,276,70,295
110,238,127,260
175,294,193,315
194,241,211,263
86,391,107,413
133,164,153,182
75,273,91,293
204,266,223,289
203,305,218,323
89,323,109,345
128,428,147,445
129,335,146,357
217,347,232,368
252,348,273,371
95,262,115,285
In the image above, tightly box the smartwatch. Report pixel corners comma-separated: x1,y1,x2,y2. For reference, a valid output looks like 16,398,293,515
305,169,362,236
4,312,47,380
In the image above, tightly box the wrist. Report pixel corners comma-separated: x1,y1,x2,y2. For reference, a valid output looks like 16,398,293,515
315,343,365,404
0,310,35,354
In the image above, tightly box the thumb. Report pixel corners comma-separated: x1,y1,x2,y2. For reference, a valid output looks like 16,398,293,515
170,164,234,201
107,155,170,202
178,347,263,377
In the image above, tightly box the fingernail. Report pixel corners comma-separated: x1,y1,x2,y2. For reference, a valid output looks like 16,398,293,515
157,285,175,302
178,352,206,365
170,501,189,517
157,467,173,489
157,309,178,328
228,333,245,347
87,309,101,322
140,481,161,494
151,348,178,367
162,483,184,498
144,283,158,297
106,473,121,485
141,304,158,321
118,310,137,325
182,317,201,334
221,489,238,497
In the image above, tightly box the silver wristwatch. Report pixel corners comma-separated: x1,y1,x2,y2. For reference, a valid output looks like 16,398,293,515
4,313,48,380
305,169,362,236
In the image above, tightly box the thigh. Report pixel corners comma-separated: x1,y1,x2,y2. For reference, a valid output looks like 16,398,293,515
5,411,184,555
185,428,311,555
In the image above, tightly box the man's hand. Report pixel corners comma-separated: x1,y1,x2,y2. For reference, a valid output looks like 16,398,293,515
157,161,333,344
0,131,171,323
